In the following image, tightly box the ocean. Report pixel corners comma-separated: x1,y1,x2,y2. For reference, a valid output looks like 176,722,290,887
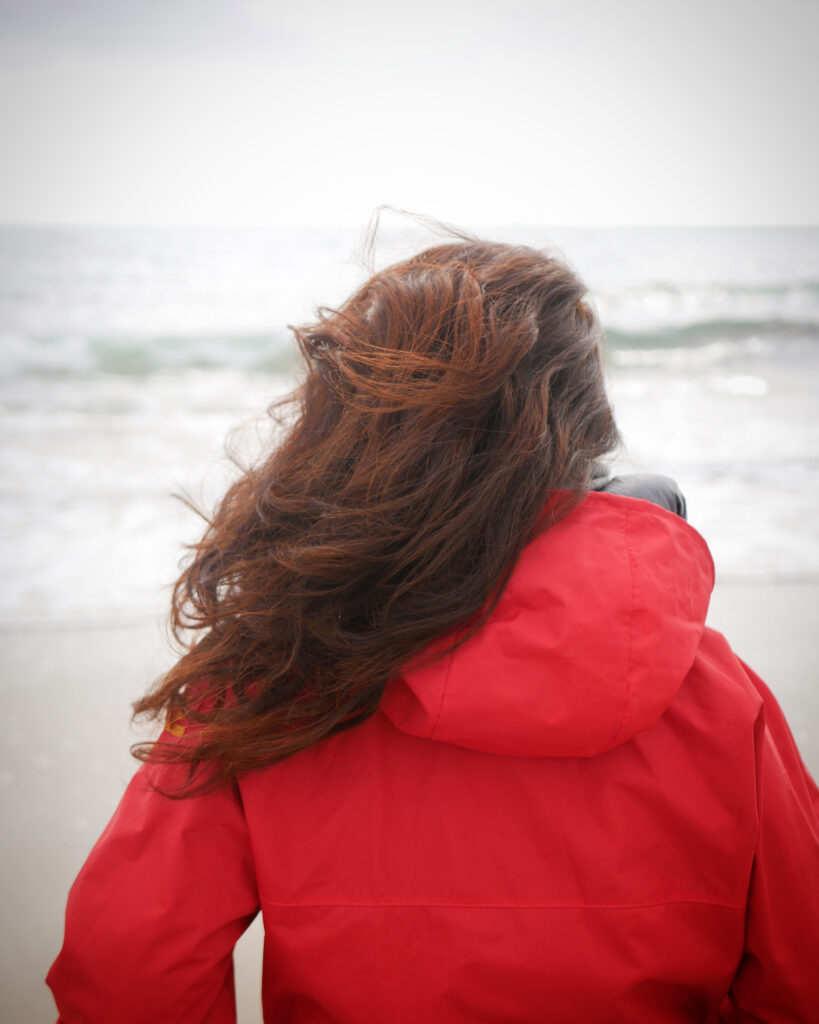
1,224,818,626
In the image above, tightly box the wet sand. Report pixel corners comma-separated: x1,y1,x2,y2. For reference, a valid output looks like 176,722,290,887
2,582,817,1024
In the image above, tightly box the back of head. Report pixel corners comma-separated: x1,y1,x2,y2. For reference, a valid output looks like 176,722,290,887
132,236,620,793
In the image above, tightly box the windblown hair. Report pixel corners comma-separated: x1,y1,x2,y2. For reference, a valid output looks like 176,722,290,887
132,236,619,794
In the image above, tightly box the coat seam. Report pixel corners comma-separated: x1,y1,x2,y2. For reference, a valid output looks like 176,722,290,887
614,500,637,744
429,645,456,739
258,897,745,910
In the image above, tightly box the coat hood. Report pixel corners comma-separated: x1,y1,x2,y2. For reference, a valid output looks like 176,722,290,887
380,491,714,758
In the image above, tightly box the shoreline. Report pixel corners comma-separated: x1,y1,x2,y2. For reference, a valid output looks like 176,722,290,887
4,571,819,635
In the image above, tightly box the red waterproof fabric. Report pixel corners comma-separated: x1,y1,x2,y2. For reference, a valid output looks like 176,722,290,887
47,492,819,1022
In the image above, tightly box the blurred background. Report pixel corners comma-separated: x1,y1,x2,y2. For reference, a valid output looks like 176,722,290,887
1,1,818,1021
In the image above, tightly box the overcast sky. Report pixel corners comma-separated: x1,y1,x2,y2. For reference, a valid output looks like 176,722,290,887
0,0,816,226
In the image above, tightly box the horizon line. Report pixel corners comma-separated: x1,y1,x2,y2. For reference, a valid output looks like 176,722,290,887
1,220,818,231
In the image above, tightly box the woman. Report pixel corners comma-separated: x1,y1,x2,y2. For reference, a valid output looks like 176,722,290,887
47,237,818,1022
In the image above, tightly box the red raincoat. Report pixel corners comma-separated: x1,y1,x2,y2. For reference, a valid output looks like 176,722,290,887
47,492,819,1022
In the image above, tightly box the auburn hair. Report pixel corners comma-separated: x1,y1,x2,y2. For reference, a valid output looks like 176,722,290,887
132,234,619,794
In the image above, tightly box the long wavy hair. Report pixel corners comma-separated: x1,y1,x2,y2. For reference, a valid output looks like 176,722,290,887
132,233,619,795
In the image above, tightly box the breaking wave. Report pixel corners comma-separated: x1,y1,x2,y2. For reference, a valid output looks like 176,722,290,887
604,317,819,350
0,329,299,379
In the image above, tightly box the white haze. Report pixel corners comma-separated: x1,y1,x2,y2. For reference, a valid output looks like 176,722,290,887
0,0,817,226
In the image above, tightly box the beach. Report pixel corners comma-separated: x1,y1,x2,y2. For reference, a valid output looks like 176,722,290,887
1,578,816,1023
0,616,261,1024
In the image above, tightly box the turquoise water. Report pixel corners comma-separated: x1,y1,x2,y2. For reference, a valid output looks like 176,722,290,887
2,225,818,623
